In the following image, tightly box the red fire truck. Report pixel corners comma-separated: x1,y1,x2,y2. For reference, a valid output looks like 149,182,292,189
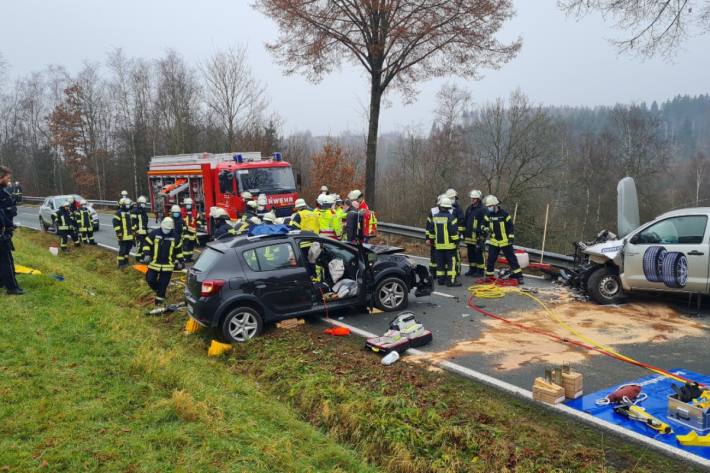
147,152,298,232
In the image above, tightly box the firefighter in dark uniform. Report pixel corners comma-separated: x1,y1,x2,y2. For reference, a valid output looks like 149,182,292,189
425,196,462,287
463,190,486,277
142,217,183,306
169,204,185,261
113,197,135,268
425,195,445,277
235,215,261,236
53,200,79,251
212,208,237,240
181,198,203,262
445,189,465,276
483,195,523,283
76,199,96,245
0,166,22,295
133,196,150,261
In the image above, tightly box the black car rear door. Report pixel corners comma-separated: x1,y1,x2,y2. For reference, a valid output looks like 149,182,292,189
241,241,313,314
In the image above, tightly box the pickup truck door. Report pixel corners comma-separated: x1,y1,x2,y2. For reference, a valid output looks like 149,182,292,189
622,214,709,293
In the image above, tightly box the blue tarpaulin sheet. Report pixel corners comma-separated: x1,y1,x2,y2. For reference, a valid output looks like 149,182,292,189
565,369,710,460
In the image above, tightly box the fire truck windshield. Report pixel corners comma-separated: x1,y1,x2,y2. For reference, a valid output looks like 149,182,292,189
236,167,296,194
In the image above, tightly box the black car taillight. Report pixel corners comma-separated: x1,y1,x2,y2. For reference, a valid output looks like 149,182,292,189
200,279,225,297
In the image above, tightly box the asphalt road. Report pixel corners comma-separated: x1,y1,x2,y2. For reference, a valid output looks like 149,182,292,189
14,204,710,394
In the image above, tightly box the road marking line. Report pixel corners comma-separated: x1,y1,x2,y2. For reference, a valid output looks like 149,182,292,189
432,291,456,298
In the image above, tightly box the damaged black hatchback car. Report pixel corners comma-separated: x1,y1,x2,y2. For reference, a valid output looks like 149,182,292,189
185,231,433,343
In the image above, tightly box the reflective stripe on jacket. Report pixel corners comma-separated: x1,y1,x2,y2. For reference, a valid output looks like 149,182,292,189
113,210,135,241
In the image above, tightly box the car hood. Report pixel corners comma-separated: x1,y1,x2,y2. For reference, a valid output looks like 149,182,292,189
583,239,625,265
363,244,405,255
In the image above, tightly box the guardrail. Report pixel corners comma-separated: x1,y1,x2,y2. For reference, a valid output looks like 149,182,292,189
24,196,574,267
377,222,575,267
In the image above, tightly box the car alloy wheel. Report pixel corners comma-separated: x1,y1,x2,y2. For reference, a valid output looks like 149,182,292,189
377,279,407,310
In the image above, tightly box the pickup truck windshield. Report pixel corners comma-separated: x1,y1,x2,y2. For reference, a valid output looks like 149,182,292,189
236,167,296,194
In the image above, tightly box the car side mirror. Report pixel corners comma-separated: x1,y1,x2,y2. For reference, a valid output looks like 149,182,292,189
629,234,640,245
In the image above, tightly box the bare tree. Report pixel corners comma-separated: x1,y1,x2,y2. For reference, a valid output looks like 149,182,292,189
0,52,8,89
254,0,521,207
202,46,267,151
560,0,710,56
472,90,560,201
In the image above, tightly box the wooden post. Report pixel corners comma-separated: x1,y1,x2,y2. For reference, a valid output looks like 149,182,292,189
540,204,550,263
512,203,519,225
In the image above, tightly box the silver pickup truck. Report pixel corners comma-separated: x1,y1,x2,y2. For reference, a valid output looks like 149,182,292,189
565,178,709,304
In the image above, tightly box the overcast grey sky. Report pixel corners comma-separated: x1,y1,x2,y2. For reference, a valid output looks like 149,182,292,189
1,0,708,135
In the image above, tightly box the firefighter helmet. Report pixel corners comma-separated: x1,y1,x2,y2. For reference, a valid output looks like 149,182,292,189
316,193,327,206
247,200,258,209
262,211,277,223
484,195,499,207
348,189,362,201
322,194,336,206
121,190,128,197
62,200,71,208
439,197,453,208
80,199,87,206
469,190,482,199
170,204,181,213
320,185,329,193
137,196,147,204
445,189,457,199
160,217,175,232
241,191,253,200
294,198,307,209
257,194,268,207
184,198,193,206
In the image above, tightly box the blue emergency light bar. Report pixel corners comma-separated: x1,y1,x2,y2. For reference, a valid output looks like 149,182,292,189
273,152,282,161
233,153,244,163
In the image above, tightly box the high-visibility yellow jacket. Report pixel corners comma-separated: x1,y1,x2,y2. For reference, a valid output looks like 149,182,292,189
426,210,459,250
143,228,182,271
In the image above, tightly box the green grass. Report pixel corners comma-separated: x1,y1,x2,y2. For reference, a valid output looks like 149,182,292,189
0,229,376,473
1,229,704,472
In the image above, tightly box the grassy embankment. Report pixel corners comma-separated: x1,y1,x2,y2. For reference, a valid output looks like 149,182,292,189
0,229,702,472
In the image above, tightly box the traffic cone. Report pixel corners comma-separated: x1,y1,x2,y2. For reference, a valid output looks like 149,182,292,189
208,340,232,357
184,318,201,335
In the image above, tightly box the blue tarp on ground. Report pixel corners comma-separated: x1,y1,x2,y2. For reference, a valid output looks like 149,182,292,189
565,369,710,460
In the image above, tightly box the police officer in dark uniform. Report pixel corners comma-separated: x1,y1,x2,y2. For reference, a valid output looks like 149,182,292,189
0,166,23,295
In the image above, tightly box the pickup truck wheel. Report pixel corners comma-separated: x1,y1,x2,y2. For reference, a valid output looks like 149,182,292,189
374,277,409,312
220,307,263,343
642,246,666,282
587,267,625,305
661,252,688,288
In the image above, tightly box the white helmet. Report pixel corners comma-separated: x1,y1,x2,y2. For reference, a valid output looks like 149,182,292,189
247,200,258,209
160,217,175,232
275,217,285,225
184,197,193,206
62,200,71,208
436,194,446,205
248,216,262,225
445,188,457,199
470,190,482,199
262,211,277,223
137,196,147,204
323,194,336,206
316,193,327,205
320,185,329,193
80,199,87,206
121,190,128,197
484,195,500,207
347,189,362,201
241,191,253,200
121,198,132,208
294,198,307,209
213,208,229,220
257,194,268,207
439,196,453,209
170,204,181,213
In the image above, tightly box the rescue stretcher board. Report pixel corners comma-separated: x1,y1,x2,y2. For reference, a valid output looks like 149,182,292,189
565,369,710,460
